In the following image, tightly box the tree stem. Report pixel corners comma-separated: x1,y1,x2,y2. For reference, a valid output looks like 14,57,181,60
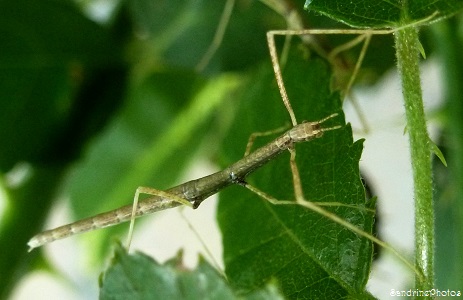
394,26,434,293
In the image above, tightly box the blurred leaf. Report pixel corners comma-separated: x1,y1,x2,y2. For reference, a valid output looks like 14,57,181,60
0,0,121,170
0,166,66,298
65,72,241,260
127,0,281,73
431,17,463,291
217,49,374,298
99,243,285,300
0,0,126,298
305,0,463,28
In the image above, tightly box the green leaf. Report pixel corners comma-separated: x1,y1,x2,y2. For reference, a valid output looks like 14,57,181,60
99,244,285,300
305,0,463,28
217,49,375,299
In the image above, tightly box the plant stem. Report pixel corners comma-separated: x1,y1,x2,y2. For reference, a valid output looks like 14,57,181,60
394,26,434,292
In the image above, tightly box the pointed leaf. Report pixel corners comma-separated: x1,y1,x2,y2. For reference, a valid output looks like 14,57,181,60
217,49,375,299
99,244,284,299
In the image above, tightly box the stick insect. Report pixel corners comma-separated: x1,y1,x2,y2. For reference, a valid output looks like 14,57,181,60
27,112,342,251
27,2,428,284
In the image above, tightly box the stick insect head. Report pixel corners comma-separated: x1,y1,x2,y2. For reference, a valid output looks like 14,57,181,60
290,113,342,142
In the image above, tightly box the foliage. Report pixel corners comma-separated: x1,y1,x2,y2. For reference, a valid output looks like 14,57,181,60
305,0,463,28
217,56,374,298
1,0,462,299
100,243,285,300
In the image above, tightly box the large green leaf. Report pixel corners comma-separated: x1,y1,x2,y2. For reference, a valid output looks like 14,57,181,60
217,49,375,299
305,0,463,28
99,244,285,300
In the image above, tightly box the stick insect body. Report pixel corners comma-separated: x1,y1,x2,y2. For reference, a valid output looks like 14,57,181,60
28,114,340,251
